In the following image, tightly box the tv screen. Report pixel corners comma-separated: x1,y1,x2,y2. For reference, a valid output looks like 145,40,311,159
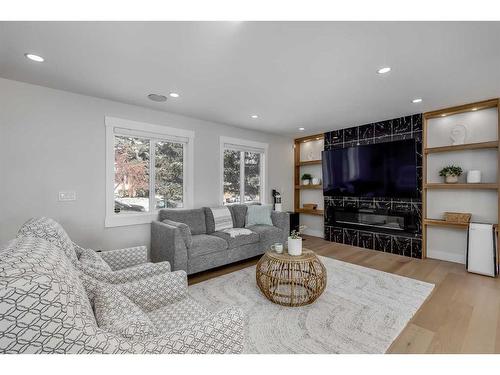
322,139,417,198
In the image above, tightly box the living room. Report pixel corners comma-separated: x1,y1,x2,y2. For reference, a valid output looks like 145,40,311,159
2,1,500,372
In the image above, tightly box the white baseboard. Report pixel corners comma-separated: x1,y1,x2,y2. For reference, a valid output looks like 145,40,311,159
303,228,323,238
427,249,465,264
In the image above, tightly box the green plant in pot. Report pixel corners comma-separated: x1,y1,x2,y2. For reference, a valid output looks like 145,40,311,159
439,165,463,184
301,173,312,185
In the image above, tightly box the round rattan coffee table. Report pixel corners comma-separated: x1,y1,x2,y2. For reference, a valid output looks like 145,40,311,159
256,249,327,307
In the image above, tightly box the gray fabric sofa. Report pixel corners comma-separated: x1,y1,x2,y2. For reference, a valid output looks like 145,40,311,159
151,205,289,274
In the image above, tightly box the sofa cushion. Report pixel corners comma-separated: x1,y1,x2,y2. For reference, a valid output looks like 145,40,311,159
92,282,158,340
159,208,207,235
79,248,112,272
203,207,216,234
148,297,212,332
211,230,259,249
228,205,248,228
247,224,283,250
188,234,228,258
245,204,273,227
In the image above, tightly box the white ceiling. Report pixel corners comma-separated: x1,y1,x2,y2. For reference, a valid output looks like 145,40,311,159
1,21,500,136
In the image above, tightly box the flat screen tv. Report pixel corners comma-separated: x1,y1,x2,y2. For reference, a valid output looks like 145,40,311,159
322,139,417,198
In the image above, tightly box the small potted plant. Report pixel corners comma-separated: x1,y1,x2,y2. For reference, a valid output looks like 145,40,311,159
288,225,306,256
301,173,312,185
439,165,463,184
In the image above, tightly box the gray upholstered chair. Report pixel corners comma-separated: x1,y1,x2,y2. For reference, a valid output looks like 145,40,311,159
0,236,245,354
17,217,170,283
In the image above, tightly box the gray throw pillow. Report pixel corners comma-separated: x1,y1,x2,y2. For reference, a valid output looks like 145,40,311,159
245,204,273,227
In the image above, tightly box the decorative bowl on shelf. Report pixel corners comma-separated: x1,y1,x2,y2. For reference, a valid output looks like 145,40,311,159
444,212,472,224
303,203,318,210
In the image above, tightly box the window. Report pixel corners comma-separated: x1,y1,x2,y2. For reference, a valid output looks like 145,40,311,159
220,136,268,205
106,117,194,227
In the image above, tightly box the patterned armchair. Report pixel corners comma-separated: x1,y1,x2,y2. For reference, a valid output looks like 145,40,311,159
17,217,170,283
0,236,245,354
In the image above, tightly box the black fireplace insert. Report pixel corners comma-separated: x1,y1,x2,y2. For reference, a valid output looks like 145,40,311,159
327,206,418,235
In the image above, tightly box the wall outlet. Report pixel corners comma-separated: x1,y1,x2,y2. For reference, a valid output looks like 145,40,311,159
58,191,76,201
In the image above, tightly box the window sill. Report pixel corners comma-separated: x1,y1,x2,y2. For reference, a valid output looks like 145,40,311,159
105,213,158,228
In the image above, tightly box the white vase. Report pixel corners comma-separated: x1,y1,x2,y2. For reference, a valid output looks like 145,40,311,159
467,170,481,183
312,177,320,185
302,180,310,185
288,237,302,256
445,175,458,184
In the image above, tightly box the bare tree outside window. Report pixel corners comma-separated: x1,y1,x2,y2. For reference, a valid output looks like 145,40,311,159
114,136,150,212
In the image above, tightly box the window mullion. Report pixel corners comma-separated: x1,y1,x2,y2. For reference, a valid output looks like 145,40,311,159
240,151,245,204
149,139,156,212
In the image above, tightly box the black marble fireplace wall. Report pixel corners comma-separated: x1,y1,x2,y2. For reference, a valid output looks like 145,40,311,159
323,114,423,259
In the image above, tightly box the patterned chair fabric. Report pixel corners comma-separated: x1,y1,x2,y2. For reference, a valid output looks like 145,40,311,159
0,237,245,353
17,217,171,283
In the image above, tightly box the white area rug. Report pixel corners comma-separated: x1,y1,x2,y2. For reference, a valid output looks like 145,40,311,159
189,256,434,354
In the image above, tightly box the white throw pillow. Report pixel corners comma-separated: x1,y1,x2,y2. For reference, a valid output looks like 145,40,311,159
93,283,158,340
211,206,234,231
79,248,112,272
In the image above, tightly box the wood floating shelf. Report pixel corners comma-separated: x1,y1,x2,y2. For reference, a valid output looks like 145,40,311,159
294,133,324,217
423,219,469,229
424,141,499,154
296,208,324,216
424,219,498,232
422,98,500,262
424,98,499,119
424,183,498,190
296,160,322,166
295,184,322,190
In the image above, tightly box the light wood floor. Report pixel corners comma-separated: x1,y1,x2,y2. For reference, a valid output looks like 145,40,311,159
188,235,500,353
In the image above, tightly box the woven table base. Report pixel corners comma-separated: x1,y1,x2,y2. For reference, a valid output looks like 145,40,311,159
256,249,327,307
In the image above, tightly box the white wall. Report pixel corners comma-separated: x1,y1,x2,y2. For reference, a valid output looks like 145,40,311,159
0,78,293,249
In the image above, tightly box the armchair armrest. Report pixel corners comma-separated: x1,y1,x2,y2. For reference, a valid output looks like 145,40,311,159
99,245,148,270
271,211,290,244
116,270,188,311
79,261,171,284
132,306,245,354
151,220,188,272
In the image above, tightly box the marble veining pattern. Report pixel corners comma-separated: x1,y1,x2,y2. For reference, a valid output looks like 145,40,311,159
323,113,423,259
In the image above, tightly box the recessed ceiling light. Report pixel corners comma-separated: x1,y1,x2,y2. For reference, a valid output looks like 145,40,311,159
147,93,167,102
24,53,44,62
412,98,423,104
298,127,305,131
377,67,391,74
441,114,446,117
316,137,321,140
169,92,180,98
472,107,478,111
251,115,259,119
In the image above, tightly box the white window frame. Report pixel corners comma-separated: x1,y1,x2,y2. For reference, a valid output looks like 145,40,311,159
105,116,195,227
220,136,269,206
